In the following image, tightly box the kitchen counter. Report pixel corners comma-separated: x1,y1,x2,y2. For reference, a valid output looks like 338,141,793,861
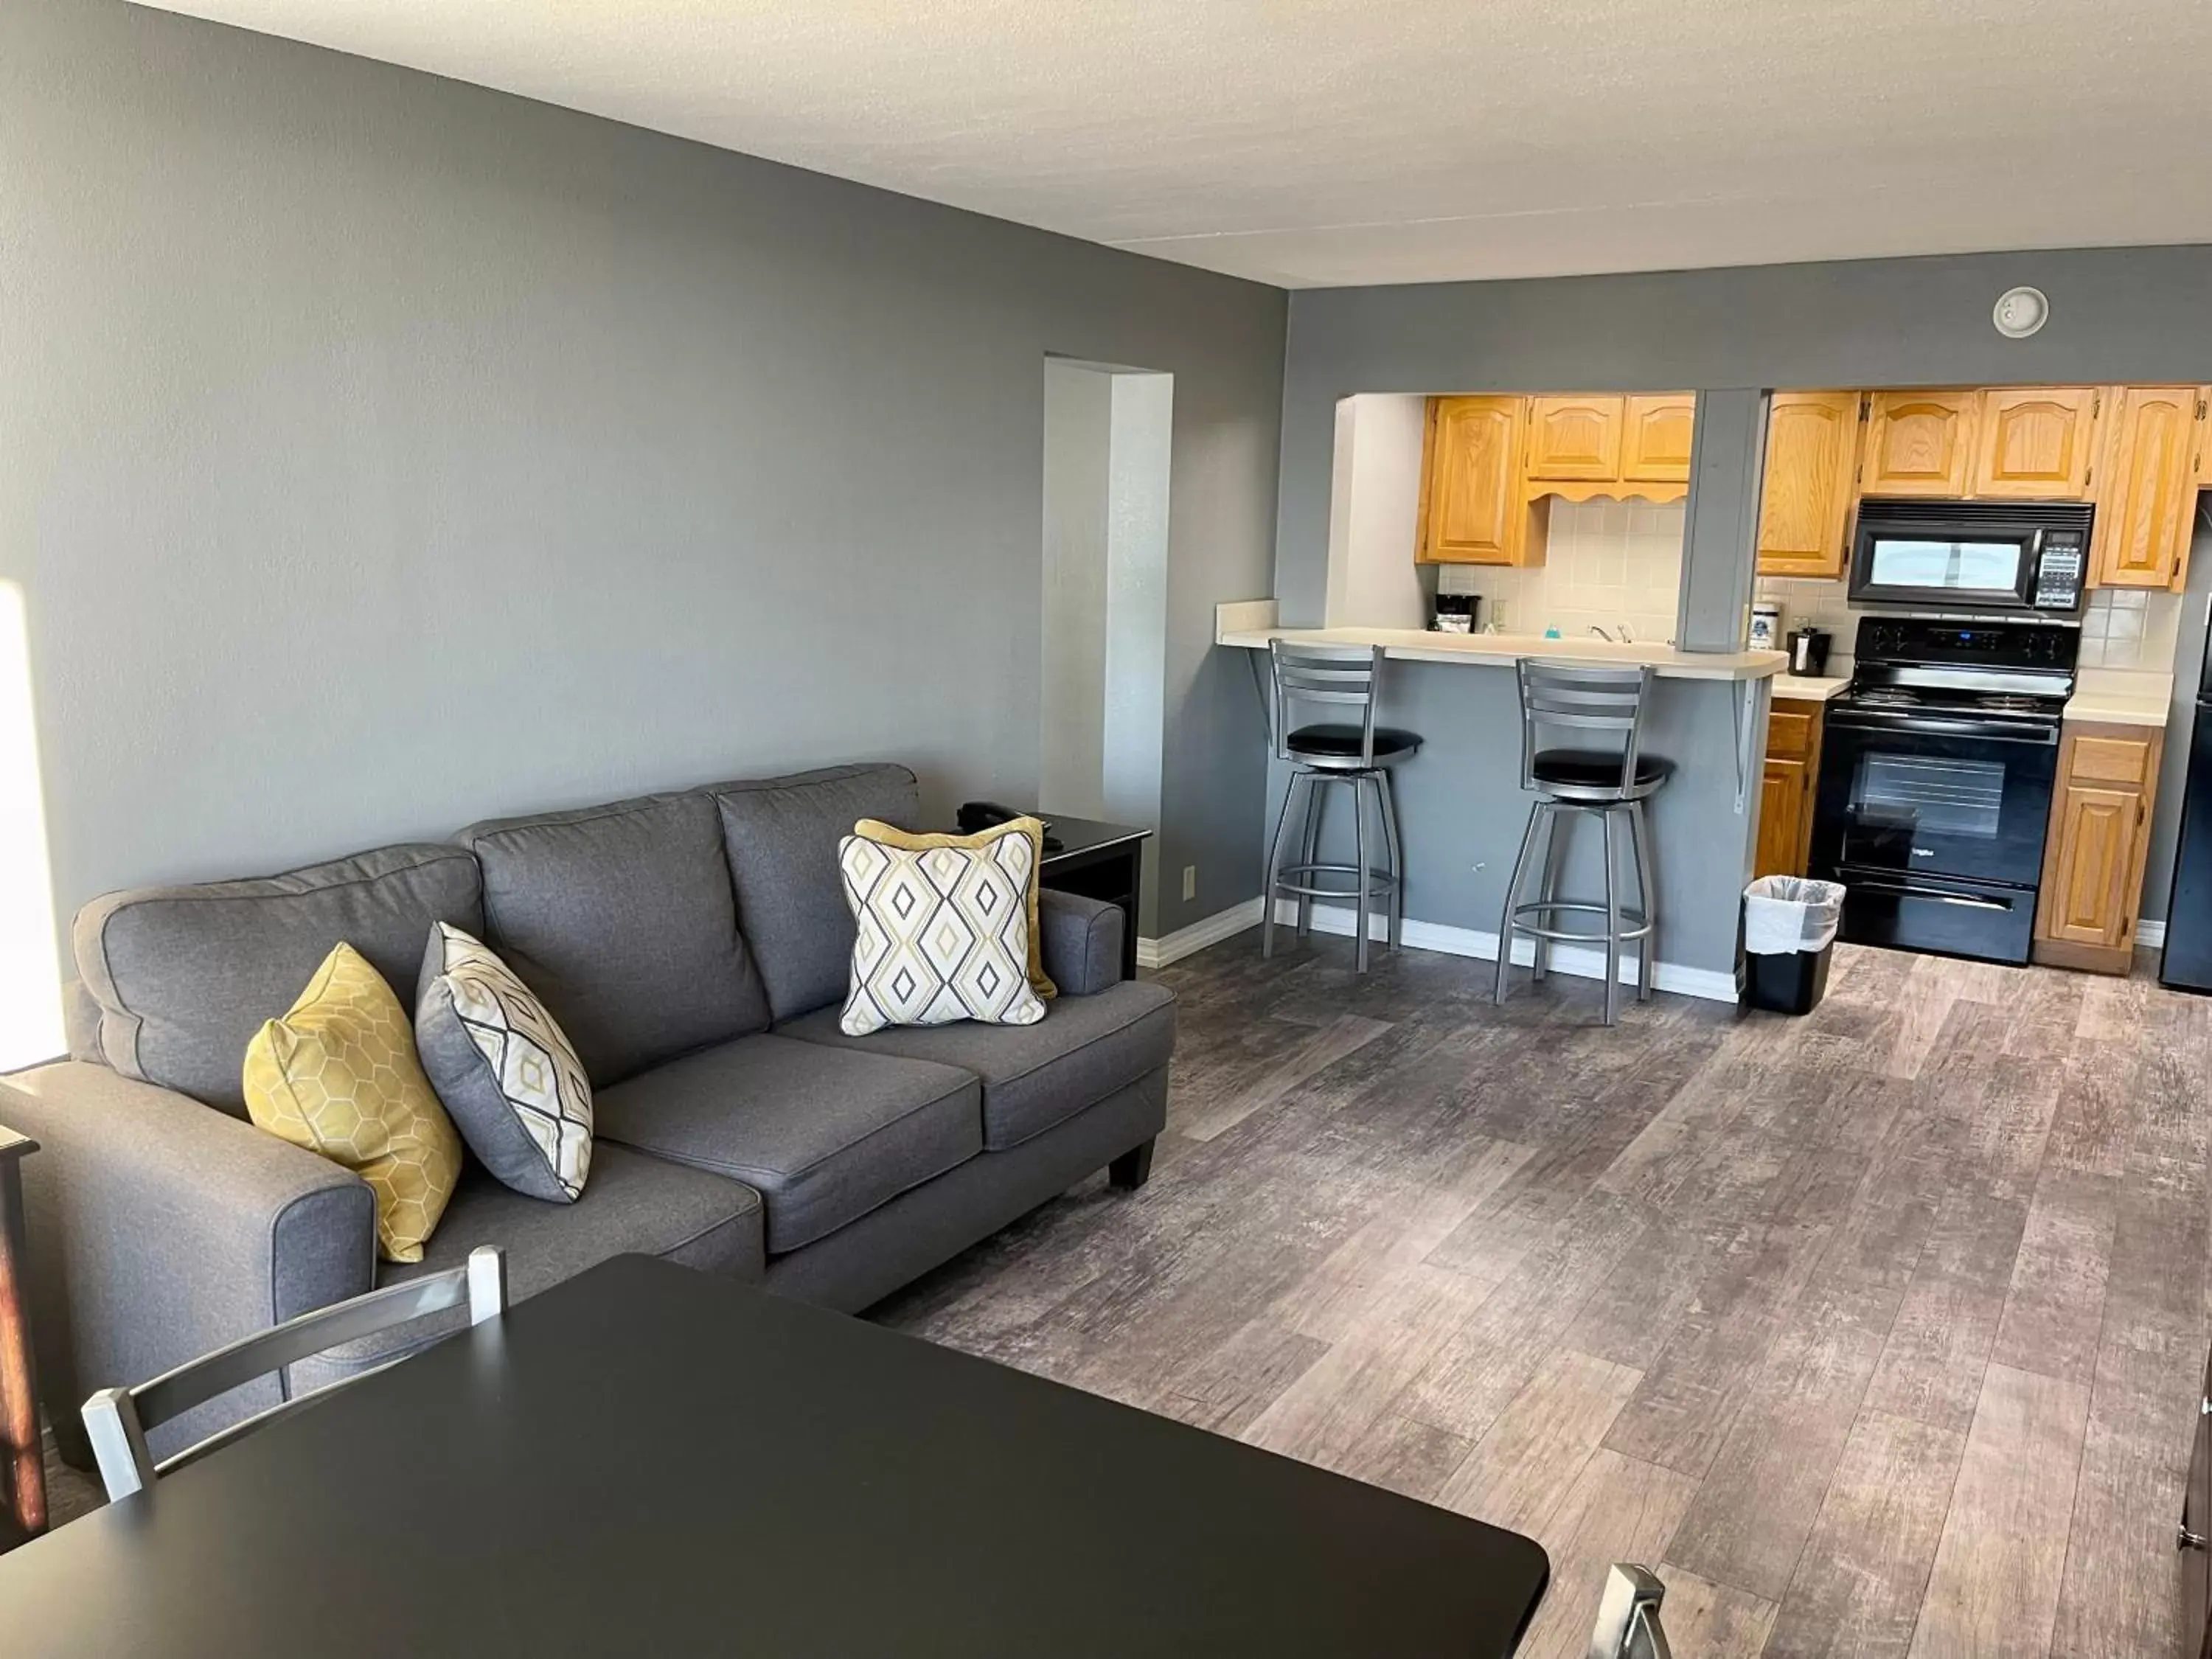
1771,674,1851,703
2064,669,2174,728
1214,605,1785,682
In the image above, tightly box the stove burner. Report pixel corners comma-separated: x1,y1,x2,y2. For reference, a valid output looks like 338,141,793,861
1852,687,1919,706
1974,694,2047,713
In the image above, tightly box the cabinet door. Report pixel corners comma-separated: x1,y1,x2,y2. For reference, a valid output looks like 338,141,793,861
1416,397,1526,564
2043,783,2142,947
1620,394,1697,484
1756,392,1863,578
1972,387,2100,498
1863,392,1978,495
2092,386,2205,588
1754,758,1806,880
1525,396,1625,481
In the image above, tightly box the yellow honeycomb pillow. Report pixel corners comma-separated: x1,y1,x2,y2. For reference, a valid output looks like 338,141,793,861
244,942,462,1263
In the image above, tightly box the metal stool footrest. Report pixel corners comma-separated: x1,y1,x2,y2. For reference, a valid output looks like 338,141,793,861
1276,861,1402,903
1507,898,1653,945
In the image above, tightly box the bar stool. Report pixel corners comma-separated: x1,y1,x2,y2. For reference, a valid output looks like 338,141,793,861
1493,659,1672,1026
1261,641,1422,973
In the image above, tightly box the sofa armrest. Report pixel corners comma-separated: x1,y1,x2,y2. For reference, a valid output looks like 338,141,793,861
0,1063,375,1461
1038,890,1125,996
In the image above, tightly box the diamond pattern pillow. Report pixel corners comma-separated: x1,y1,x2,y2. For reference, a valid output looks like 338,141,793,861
838,825,1050,1036
415,922,593,1203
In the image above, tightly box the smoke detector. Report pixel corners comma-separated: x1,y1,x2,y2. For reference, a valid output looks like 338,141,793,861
1992,286,2050,339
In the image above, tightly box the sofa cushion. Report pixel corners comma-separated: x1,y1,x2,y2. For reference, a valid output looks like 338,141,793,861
459,792,768,1086
778,979,1175,1151
706,765,920,1022
73,844,484,1115
595,1034,980,1253
290,1142,765,1391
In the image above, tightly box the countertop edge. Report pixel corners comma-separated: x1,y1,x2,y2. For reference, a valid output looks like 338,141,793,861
2060,698,2173,728
1217,626,1786,683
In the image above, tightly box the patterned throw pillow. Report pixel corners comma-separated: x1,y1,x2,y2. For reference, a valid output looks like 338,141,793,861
849,816,1056,1000
838,822,1051,1036
414,923,592,1204
243,942,463,1263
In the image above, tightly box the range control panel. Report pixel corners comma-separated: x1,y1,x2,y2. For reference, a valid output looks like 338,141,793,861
1856,617,2080,669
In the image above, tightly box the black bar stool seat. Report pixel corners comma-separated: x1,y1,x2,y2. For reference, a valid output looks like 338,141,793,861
1531,748,1674,796
1287,724,1424,765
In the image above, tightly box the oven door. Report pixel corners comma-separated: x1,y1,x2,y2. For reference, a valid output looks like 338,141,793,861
1810,707,2060,890
1848,516,2040,611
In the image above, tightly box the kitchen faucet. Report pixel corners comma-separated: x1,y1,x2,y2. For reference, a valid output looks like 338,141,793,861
1588,625,1636,644
1588,625,1615,642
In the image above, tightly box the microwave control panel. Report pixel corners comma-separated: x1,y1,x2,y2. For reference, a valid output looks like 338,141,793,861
2034,532,2087,610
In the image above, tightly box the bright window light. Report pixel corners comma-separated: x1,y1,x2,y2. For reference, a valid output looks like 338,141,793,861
0,582,63,1070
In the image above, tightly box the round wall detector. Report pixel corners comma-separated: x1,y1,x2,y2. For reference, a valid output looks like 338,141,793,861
1992,285,2050,338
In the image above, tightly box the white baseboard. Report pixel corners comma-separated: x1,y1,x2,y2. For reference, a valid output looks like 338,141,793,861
2137,919,2167,948
1273,900,1741,1004
1136,897,1265,969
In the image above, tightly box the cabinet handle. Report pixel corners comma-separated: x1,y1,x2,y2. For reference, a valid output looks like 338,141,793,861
2181,1526,2208,1552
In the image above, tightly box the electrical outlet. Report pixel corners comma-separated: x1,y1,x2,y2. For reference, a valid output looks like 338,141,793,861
1181,865,1197,902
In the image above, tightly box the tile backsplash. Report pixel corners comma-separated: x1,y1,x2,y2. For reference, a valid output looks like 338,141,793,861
1750,578,2183,672
1437,500,1683,641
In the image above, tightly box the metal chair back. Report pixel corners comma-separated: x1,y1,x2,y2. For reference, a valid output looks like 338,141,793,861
1587,1563,1674,1659
1516,658,1655,796
1270,640,1385,768
82,1245,507,1501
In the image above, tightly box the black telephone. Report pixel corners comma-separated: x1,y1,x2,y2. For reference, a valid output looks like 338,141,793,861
959,801,1062,852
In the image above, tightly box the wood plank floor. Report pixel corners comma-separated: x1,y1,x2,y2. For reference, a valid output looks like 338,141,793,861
875,934,2212,1658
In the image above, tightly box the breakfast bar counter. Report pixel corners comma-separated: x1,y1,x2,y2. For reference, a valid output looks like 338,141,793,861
1215,611,1787,681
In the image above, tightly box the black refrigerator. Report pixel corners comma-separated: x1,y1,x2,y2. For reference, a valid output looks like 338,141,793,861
2161,597,2212,990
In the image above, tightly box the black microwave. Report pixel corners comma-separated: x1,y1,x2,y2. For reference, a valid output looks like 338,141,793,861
1848,499,2092,616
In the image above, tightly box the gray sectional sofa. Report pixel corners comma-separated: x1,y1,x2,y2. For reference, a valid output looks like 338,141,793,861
7,764,1173,1458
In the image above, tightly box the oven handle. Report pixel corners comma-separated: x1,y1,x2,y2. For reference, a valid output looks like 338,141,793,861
1826,709,2059,745
1847,877,2017,911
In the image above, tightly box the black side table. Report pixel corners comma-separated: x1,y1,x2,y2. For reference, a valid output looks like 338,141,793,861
0,1124,43,1552
1034,813,1150,982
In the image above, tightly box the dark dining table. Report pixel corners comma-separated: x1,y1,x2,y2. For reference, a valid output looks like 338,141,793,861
0,1254,1549,1655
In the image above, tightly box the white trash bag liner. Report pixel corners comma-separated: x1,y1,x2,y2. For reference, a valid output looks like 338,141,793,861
1743,876,1845,956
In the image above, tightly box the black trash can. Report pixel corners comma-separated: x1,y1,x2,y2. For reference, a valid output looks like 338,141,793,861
1742,877,1845,1015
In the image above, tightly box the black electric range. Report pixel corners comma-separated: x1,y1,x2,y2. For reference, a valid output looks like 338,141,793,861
1809,617,2078,966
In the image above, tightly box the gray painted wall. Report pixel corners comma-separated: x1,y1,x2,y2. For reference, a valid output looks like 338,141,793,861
1040,363,1112,821
0,0,1285,961
1276,246,2212,965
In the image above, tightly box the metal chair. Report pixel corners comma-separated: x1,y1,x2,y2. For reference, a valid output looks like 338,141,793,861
1494,659,1672,1026
1588,1564,1674,1659
1262,640,1422,973
82,1245,506,1500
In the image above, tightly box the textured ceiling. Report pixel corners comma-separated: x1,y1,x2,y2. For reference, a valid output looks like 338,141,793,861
130,0,2212,288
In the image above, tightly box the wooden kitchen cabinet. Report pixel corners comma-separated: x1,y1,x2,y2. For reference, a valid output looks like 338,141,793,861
1415,397,1545,566
1971,386,2101,498
1619,394,1697,483
1753,698,1826,879
2032,721,2165,973
1524,396,1625,481
1755,392,1863,579
1862,391,1979,496
2090,385,2208,589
